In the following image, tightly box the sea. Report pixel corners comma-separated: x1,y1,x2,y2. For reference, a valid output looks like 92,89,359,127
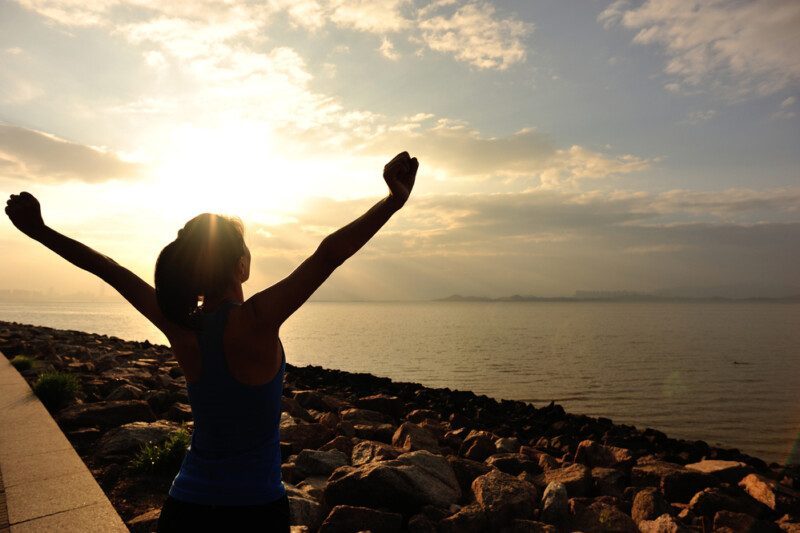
1,299,798,465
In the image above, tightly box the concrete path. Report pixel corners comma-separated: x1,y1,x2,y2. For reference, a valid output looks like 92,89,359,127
0,351,128,532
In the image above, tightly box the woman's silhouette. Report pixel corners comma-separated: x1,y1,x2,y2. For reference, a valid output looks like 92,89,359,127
4,151,419,532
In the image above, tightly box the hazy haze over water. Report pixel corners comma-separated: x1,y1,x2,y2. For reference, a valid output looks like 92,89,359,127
1,300,798,465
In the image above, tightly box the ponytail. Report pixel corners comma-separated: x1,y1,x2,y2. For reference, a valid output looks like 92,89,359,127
155,213,245,330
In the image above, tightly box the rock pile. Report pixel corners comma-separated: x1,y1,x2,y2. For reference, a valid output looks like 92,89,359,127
1,320,798,532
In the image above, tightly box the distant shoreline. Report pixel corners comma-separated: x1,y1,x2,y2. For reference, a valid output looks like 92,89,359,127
433,294,800,303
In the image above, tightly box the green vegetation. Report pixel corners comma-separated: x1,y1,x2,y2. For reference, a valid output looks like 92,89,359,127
129,429,191,476
9,355,34,372
32,371,81,411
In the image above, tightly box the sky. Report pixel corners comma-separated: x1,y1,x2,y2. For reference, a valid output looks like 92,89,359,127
0,0,799,300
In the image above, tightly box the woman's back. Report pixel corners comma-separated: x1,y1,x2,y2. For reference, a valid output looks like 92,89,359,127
168,300,287,506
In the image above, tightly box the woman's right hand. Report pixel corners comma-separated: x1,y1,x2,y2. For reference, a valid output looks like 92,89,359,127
5,192,46,237
383,151,418,210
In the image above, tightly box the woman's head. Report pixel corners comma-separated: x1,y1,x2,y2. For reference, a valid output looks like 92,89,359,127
155,213,249,329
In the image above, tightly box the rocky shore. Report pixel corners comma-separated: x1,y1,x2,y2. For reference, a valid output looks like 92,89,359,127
1,320,798,533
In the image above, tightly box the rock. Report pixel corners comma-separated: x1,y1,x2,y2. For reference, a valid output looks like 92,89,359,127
637,513,694,533
438,502,488,533
324,450,461,513
318,504,402,533
392,422,442,454
288,494,324,531
574,440,634,470
59,400,156,430
354,394,403,419
66,427,102,449
340,407,391,424
569,500,639,533
166,402,192,422
105,383,144,401
688,486,766,518
496,437,522,454
462,436,497,462
485,453,542,476
126,508,161,532
685,460,754,484
739,473,800,515
407,512,437,533
778,515,800,532
279,415,334,453
351,440,402,466
319,435,354,458
292,390,347,412
713,510,782,532
632,459,717,503
592,467,627,498
295,475,327,501
471,468,538,526
405,408,441,423
534,463,592,497
352,421,396,443
95,420,178,458
541,481,568,525
447,455,493,497
294,448,348,478
281,396,316,422
632,487,672,524
500,519,558,532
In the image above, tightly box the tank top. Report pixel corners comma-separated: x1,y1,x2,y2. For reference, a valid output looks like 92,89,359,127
168,300,287,506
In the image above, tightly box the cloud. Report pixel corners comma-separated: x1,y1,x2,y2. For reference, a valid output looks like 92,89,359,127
329,0,411,33
417,2,531,70
600,0,800,99
0,123,140,182
378,37,400,61
773,96,797,119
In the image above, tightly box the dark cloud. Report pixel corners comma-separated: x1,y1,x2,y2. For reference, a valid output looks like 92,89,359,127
0,123,140,183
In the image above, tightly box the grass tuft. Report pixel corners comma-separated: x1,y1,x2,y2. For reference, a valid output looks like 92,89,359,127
32,371,81,411
9,355,34,372
129,429,191,476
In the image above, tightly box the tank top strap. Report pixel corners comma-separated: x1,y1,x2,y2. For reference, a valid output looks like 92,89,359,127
196,300,237,377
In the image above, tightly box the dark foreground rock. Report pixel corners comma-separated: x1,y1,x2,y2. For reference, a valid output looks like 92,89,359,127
1,320,798,532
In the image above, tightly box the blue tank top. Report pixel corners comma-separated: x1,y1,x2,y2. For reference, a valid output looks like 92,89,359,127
168,300,287,506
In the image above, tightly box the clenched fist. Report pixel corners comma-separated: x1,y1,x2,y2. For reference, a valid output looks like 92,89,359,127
5,192,46,237
383,151,418,210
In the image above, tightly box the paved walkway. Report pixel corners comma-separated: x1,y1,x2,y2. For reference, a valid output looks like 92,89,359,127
0,351,128,532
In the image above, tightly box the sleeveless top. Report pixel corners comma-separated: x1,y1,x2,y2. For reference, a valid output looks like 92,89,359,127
168,300,287,506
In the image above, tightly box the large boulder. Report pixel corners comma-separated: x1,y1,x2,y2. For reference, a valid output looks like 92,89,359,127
294,449,349,478
534,463,592,498
351,440,402,466
485,453,542,476
354,394,404,419
438,503,488,533
95,420,179,458
324,450,461,513
280,413,335,453
739,473,800,515
59,400,156,430
319,505,403,533
632,487,671,524
392,422,442,454
574,440,633,470
688,486,767,518
568,500,638,533
591,467,627,498
447,456,493,498
471,468,539,526
637,514,694,533
288,494,324,531
632,458,717,503
352,421,396,443
105,383,144,401
685,460,754,484
292,390,348,412
340,407,391,424
713,510,782,532
126,508,161,533
540,482,568,525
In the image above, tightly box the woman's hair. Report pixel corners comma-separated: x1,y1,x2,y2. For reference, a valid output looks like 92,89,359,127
155,213,245,329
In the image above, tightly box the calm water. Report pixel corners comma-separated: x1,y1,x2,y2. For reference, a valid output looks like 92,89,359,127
1,300,798,465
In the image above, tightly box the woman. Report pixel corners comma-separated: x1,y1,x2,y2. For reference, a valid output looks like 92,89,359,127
4,151,419,531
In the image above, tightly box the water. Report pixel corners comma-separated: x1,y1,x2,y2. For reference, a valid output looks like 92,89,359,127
1,300,798,465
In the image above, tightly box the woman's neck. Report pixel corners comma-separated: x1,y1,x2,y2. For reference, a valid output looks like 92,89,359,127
202,284,244,311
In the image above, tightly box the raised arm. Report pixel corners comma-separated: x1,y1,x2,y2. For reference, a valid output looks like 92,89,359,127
247,151,419,328
4,192,178,339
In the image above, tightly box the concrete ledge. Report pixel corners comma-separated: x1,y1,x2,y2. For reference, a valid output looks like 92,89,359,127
0,352,127,532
